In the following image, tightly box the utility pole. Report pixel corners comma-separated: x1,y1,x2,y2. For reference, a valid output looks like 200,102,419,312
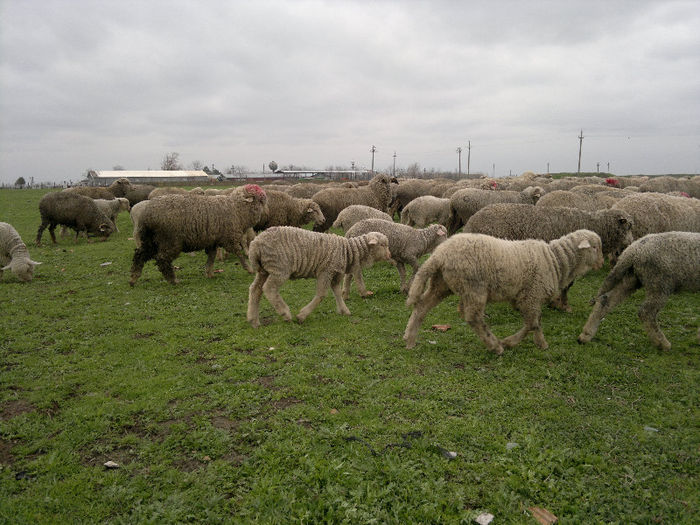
392,151,397,177
596,162,600,174
607,162,610,173
547,162,550,175
577,129,584,173
456,147,462,175
370,145,376,174
467,140,471,176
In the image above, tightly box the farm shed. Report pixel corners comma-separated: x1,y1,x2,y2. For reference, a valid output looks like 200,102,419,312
85,170,213,186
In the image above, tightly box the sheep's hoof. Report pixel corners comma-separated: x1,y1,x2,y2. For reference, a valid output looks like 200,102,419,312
491,346,504,356
248,319,260,329
361,291,374,297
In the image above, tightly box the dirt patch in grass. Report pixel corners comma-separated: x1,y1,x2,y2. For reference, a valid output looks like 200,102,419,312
0,399,35,420
271,397,302,410
0,439,16,465
256,375,277,389
80,445,136,469
211,415,239,431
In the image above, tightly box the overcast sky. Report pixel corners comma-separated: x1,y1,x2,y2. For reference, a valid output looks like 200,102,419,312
1,0,699,184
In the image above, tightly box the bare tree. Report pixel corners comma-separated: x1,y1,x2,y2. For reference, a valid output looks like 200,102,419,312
190,160,203,170
161,152,182,171
405,162,422,177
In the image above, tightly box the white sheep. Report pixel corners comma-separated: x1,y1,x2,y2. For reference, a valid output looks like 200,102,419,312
612,192,700,239
403,230,604,354
578,232,700,351
344,219,447,296
331,204,394,231
400,196,451,227
246,226,391,327
1,222,41,282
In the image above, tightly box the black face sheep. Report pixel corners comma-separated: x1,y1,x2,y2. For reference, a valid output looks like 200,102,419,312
254,190,325,231
578,232,700,351
611,192,700,239
446,186,543,234
331,204,394,231
64,178,132,200
246,226,391,327
311,173,398,232
1,222,41,282
36,192,116,245
403,230,604,354
344,219,447,296
129,184,267,285
400,195,451,227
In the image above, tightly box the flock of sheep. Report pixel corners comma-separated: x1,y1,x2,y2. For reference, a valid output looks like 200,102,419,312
2,171,699,353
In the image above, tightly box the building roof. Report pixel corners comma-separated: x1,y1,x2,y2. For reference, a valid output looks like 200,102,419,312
88,170,210,179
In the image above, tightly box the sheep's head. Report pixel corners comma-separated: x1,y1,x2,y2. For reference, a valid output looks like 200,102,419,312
111,178,133,196
305,202,325,225
243,184,267,204
3,259,41,282
365,231,392,262
572,231,604,273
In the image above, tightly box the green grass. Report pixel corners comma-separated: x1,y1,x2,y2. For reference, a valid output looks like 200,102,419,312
1,188,699,524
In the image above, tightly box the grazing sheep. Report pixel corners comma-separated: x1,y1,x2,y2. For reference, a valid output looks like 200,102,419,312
545,176,606,192
1,222,41,282
332,204,393,231
578,232,700,351
390,178,456,215
639,176,700,198
287,183,325,199
446,186,544,234
612,193,700,238
204,187,236,196
61,197,131,237
344,219,447,296
254,190,325,231
536,190,626,212
403,230,603,354
36,192,115,245
400,195,451,227
246,226,391,327
312,174,398,231
64,178,132,200
124,184,156,206
129,185,267,285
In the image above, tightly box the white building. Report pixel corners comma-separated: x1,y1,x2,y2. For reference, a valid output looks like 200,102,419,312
86,170,213,186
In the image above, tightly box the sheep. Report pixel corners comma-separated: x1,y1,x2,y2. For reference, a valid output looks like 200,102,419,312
446,186,544,234
331,204,393,231
129,200,150,247
36,192,115,245
612,193,700,238
344,219,447,296
536,190,625,212
64,178,132,200
148,186,205,199
246,226,392,327
287,183,325,199
639,176,700,198
545,176,606,192
1,222,41,282
124,184,156,206
204,187,236,196
312,173,398,231
400,195,451,227
578,232,700,351
254,190,325,231
403,230,603,354
129,184,267,285
390,178,456,215
60,197,131,238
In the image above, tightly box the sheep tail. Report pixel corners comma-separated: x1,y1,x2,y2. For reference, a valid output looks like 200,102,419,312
406,255,439,307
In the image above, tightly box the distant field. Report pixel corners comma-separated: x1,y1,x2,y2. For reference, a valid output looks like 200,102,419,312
1,188,698,523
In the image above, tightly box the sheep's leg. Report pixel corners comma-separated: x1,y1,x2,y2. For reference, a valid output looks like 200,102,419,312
129,246,152,286
403,274,451,349
400,257,419,294
550,282,574,313
331,273,351,316
638,288,671,351
297,275,331,322
578,275,638,343
342,273,353,300
204,248,217,278
502,303,546,350
353,267,372,297
396,262,407,293
60,225,69,238
49,224,58,244
460,293,504,355
262,273,292,322
247,271,268,328
36,221,48,245
155,255,178,285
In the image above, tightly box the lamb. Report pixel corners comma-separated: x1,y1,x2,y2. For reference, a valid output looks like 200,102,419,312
611,193,700,239
246,226,391,327
403,230,603,354
36,192,115,245
400,195,451,227
312,173,398,231
578,232,700,351
344,219,447,295
64,178,132,200
254,190,325,231
1,222,41,282
331,204,393,231
129,184,267,285
446,186,544,234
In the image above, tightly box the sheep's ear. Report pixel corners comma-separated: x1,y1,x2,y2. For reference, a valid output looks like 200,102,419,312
578,239,592,249
368,237,378,245
307,207,315,213
30,260,42,266
438,228,446,236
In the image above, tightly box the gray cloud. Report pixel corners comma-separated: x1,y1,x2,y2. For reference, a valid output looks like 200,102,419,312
1,0,699,183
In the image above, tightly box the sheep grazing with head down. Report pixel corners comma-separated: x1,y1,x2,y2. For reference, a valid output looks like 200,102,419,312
1,222,41,282
247,226,391,327
578,232,700,351
311,173,398,232
331,204,393,231
129,184,267,285
36,192,115,245
344,219,447,296
254,190,325,231
403,230,603,354
61,197,131,238
400,195,451,228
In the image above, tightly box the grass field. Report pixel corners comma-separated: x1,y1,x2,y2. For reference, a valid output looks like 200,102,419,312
1,188,698,524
